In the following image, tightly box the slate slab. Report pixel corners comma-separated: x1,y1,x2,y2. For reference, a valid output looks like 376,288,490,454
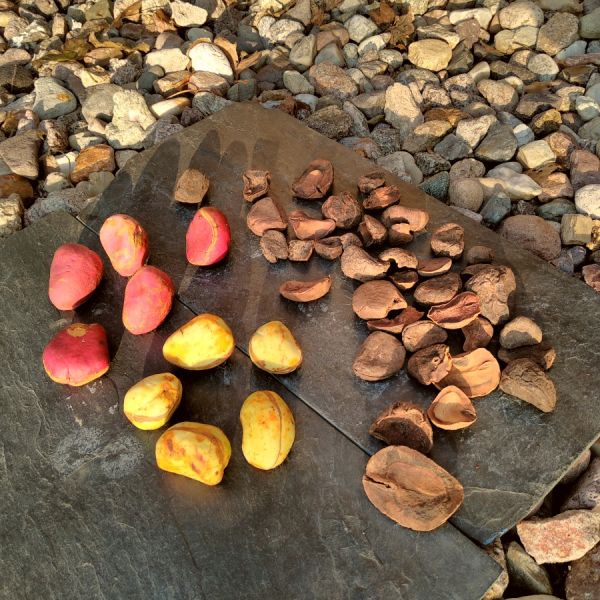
0,212,500,600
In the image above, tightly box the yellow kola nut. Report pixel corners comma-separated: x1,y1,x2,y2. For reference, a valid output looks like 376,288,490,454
240,391,295,470
162,314,235,370
155,422,231,486
248,321,303,374
123,373,182,430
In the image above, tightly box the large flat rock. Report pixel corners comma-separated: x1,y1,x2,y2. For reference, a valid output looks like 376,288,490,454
0,212,500,599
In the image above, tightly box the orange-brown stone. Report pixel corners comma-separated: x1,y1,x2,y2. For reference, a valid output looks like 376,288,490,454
71,144,115,184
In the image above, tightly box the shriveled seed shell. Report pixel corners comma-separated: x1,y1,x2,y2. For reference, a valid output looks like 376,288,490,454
352,332,406,381
388,223,414,245
352,280,407,320
369,403,433,453
338,232,363,248
288,239,313,261
465,265,516,325
418,257,453,277
247,197,287,236
462,316,494,352
402,321,448,353
381,205,430,232
428,386,477,430
314,237,343,260
431,223,464,258
362,446,464,531
465,245,494,265
289,210,336,240
280,275,332,302
367,306,424,334
390,270,419,290
407,344,453,386
243,169,270,202
358,170,386,193
292,159,333,199
363,185,401,210
174,168,209,204
358,215,387,246
341,245,390,282
436,348,500,398
260,230,288,263
428,292,480,329
499,316,543,350
499,358,556,412
414,272,462,306
321,191,362,229
461,263,491,278
378,248,418,270
497,342,556,370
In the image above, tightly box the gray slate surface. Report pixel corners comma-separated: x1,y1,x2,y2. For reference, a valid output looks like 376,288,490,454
79,103,600,544
0,212,500,600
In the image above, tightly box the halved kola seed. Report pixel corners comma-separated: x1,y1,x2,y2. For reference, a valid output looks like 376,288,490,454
402,321,448,353
362,445,464,531
99,214,149,277
240,390,295,470
390,271,419,291
340,245,390,282
462,316,494,352
407,343,453,386
358,171,385,194
279,275,332,302
247,197,287,236
367,306,424,334
427,292,481,329
352,332,406,382
417,257,453,277
174,168,210,204
352,280,406,320
155,422,231,485
321,191,362,229
186,206,231,266
369,403,433,454
291,158,333,199
428,386,477,430
431,222,464,258
249,321,302,374
381,205,430,232
413,272,462,306
242,169,270,202
378,247,418,270
289,210,336,240
124,373,182,430
163,314,235,370
436,348,501,398
363,185,401,210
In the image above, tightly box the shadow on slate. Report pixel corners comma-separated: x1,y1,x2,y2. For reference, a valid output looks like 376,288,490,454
78,103,600,544
0,212,501,600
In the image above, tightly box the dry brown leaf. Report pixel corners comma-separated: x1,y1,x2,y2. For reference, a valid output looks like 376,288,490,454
369,0,397,26
424,107,469,126
388,11,415,49
526,163,560,184
236,51,261,73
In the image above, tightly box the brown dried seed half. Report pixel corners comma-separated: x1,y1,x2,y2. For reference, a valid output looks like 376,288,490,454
388,223,414,245
465,265,516,325
462,316,494,352
381,205,430,232
427,292,480,329
279,275,332,303
402,321,448,353
369,403,433,454
321,191,362,229
314,237,343,260
352,280,407,320
418,257,453,277
497,341,556,370
367,306,424,334
465,245,494,265
499,316,543,350
414,272,462,306
362,446,464,531
461,263,491,278
431,222,465,258
390,271,419,291
428,386,477,430
341,245,390,282
247,197,287,236
288,239,314,261
289,210,336,240
291,159,334,199
378,248,418,270
436,348,501,398
242,169,270,202
407,344,453,386
338,232,363,248
174,168,210,204
363,185,401,210
358,170,386,194
499,358,557,413
358,215,387,246
352,332,406,381
260,230,288,263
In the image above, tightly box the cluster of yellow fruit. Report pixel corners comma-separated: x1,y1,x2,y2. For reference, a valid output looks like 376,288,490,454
124,314,303,485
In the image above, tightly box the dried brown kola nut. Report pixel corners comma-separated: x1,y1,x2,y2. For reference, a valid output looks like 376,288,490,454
428,386,477,430
260,230,288,263
338,232,362,248
381,205,430,233
497,342,556,370
407,344,453,386
363,185,401,210
462,317,494,352
402,321,448,353
243,169,270,202
352,280,407,320
465,265,516,325
314,237,343,260
465,245,494,265
390,271,419,291
358,171,386,194
291,159,333,199
461,263,490,278
174,168,209,204
367,306,424,334
437,348,501,398
378,247,418,270
499,358,556,412
358,214,387,246
289,210,336,240
428,292,480,329
414,272,462,306
321,191,362,229
362,446,464,531
247,197,287,236
499,316,543,349
340,245,390,282
352,332,406,381
387,223,414,245
288,239,313,261
369,403,433,454
280,275,332,302
431,223,464,258
417,257,453,277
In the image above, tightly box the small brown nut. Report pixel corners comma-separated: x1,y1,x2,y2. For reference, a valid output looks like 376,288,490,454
369,402,433,453
402,321,448,353
358,170,386,193
321,191,362,229
279,275,332,302
174,168,209,204
462,316,494,352
338,232,363,248
243,169,271,202
260,230,288,263
314,236,343,260
340,245,390,282
436,348,501,398
247,197,287,236
292,158,334,199
465,245,494,265
363,185,401,210
427,292,481,329
465,264,516,325
288,239,314,261
407,343,453,386
428,386,477,430
381,205,430,232
378,247,418,270
388,223,414,245
352,280,407,320
499,358,557,412
390,270,419,290
352,332,406,381
497,342,556,370
417,257,453,277
289,210,336,240
413,272,462,306
367,306,424,334
358,214,387,246
499,316,543,349
431,223,464,258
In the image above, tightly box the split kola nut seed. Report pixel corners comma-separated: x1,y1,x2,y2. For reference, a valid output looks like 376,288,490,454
249,321,303,375
124,373,182,430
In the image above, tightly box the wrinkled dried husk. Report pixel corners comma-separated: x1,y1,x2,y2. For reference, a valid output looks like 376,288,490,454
358,171,386,193
407,343,453,385
465,265,516,325
414,273,462,306
402,321,448,353
428,292,481,329
341,245,390,282
352,280,407,320
321,191,362,229
431,223,464,258
247,197,287,236
291,159,334,199
260,230,288,263
462,316,494,352
378,247,418,269
314,237,343,260
497,342,556,370
369,403,433,454
499,358,557,412
363,185,402,210
352,331,406,381
243,169,271,202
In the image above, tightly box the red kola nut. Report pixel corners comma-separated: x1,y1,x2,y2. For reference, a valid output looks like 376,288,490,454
99,214,149,277
43,323,110,386
122,266,175,335
48,243,104,310
186,207,231,266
